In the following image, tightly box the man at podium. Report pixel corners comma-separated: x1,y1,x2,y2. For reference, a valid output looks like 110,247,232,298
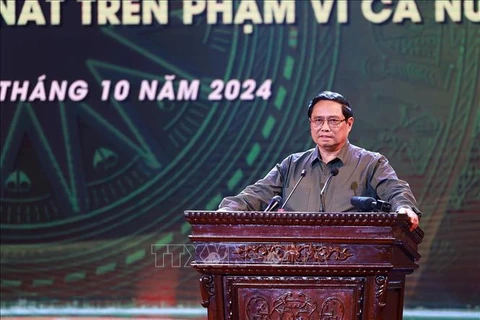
218,90,422,231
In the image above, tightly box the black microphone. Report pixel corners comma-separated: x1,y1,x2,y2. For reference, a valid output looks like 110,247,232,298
319,168,339,212
280,169,307,210
264,195,282,212
350,196,392,212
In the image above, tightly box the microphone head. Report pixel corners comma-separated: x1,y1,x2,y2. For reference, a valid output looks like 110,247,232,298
264,195,283,212
272,195,282,203
300,169,307,177
331,168,339,176
350,196,375,211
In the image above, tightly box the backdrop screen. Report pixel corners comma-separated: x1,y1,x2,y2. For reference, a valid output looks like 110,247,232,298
1,0,479,310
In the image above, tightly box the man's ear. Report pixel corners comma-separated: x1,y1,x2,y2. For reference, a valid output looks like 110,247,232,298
347,117,354,130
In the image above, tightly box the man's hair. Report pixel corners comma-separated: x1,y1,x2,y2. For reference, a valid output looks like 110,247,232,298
307,91,353,119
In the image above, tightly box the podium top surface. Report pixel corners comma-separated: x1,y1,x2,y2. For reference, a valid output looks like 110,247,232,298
185,210,406,225
184,210,424,238
185,211,424,263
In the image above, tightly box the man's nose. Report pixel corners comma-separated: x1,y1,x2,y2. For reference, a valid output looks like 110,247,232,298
320,121,330,130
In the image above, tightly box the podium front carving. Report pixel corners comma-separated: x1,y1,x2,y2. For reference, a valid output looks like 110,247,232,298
226,276,363,320
234,243,354,264
185,211,423,320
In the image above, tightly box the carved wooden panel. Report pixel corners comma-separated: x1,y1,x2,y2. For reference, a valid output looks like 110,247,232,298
185,211,423,319
193,242,393,268
234,243,354,264
224,276,364,320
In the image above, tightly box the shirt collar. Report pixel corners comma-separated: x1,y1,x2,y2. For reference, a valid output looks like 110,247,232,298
310,141,351,166
310,147,321,166
336,141,351,164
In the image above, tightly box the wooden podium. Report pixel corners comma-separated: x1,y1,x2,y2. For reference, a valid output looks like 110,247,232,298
184,211,423,320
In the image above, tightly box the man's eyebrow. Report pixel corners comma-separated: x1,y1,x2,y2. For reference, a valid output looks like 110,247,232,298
313,116,341,119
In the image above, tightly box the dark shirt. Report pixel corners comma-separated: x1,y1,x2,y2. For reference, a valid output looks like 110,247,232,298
218,142,421,215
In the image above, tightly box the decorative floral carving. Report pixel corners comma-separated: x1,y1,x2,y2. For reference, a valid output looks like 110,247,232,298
246,292,319,319
375,275,388,308
246,296,270,319
272,292,318,319
234,243,353,264
321,297,345,319
225,276,363,320
199,274,214,308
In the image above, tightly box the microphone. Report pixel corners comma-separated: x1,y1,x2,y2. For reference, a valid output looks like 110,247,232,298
319,168,339,212
280,169,307,210
264,195,282,212
350,196,392,212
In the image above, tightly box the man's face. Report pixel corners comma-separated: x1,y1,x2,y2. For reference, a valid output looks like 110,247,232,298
309,100,353,151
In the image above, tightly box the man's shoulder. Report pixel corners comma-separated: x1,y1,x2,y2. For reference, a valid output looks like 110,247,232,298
289,148,316,161
347,143,383,160
278,148,316,167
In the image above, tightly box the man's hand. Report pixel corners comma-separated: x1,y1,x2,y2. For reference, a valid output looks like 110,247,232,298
397,207,419,231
